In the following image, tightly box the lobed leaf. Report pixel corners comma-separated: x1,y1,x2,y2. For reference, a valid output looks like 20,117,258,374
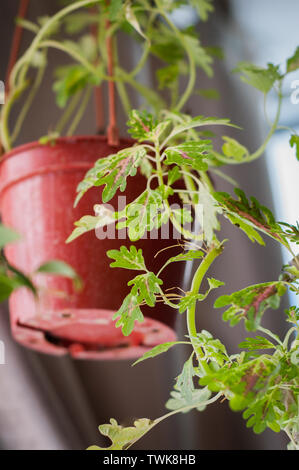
287,47,299,73
133,341,179,366
164,140,212,171
107,245,146,271
214,188,285,245
113,292,144,336
128,272,163,307
87,418,154,451
214,281,287,331
233,62,281,94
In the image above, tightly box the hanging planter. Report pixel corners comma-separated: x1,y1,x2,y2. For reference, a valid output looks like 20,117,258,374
1,0,298,450
0,0,201,358
0,135,184,357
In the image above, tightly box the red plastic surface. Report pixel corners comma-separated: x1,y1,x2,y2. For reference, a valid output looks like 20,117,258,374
14,308,176,360
0,136,183,358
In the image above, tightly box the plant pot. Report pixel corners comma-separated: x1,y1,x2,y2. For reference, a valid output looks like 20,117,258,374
0,136,183,359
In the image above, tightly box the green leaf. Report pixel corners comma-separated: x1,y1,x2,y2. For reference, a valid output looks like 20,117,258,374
66,208,115,243
167,166,181,186
116,189,166,241
167,250,205,264
31,50,47,69
290,135,299,161
287,47,299,73
196,88,220,100
239,336,276,351
214,188,285,245
133,341,179,366
127,110,157,142
37,15,60,36
178,292,206,314
63,12,97,34
109,0,123,22
156,64,179,90
190,0,214,21
233,62,281,94
150,23,184,65
87,418,154,450
16,17,39,34
166,115,237,143
1,260,37,297
178,278,224,314
35,260,82,290
198,182,221,243
107,245,146,271
285,306,299,324
53,63,100,107
195,330,229,367
113,292,144,336
279,221,299,245
214,281,287,331
75,157,113,207
290,348,299,366
166,355,212,411
183,34,213,77
164,140,212,171
139,157,153,179
171,208,193,227
125,2,146,39
0,225,20,249
161,249,204,274
94,146,147,203
221,136,249,162
0,275,16,302
207,278,225,289
166,386,212,412
128,272,163,307
39,132,59,146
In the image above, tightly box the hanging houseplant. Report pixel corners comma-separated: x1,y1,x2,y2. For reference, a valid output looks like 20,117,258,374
1,0,298,448
0,0,214,358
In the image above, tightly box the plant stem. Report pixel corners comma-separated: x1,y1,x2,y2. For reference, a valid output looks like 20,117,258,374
187,244,223,364
66,86,92,136
155,1,196,112
2,0,103,151
11,57,46,144
126,391,222,450
0,80,29,152
244,84,283,163
40,40,99,77
258,325,283,346
214,83,283,166
114,38,132,115
55,91,83,135
13,0,102,88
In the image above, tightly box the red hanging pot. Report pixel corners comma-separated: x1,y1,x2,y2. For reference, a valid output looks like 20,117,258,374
0,136,184,359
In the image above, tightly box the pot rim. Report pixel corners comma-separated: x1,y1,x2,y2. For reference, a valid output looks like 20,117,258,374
1,134,135,163
0,134,136,200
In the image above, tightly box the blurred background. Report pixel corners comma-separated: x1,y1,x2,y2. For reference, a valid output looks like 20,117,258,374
0,0,298,450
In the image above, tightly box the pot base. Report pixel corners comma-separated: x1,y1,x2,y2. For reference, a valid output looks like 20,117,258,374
14,308,176,360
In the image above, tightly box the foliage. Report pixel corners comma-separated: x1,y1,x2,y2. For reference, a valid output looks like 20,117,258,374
1,0,298,452
214,281,287,331
0,224,81,302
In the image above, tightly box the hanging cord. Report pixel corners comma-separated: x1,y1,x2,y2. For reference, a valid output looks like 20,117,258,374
90,7,105,135
105,11,119,146
5,0,30,95
0,0,29,155
1,1,120,152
